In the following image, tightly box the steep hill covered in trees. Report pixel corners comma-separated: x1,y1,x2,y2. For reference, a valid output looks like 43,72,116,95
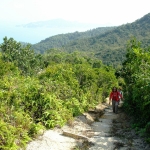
32,26,115,53
0,34,150,149
32,13,150,67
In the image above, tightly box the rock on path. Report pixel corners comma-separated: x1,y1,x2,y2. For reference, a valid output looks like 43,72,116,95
26,129,77,150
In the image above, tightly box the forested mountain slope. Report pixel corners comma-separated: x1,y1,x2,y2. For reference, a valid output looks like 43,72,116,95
32,26,115,53
32,13,150,66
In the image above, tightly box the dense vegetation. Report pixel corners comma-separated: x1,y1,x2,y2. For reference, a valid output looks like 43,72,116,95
117,38,150,142
32,13,150,67
1,13,150,149
0,37,118,149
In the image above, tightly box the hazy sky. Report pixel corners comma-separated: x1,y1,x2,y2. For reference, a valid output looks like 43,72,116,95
1,0,150,26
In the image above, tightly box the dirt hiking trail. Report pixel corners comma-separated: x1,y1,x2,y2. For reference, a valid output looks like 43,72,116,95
26,100,150,150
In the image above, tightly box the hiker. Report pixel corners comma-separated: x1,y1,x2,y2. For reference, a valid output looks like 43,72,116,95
118,87,123,105
109,87,123,114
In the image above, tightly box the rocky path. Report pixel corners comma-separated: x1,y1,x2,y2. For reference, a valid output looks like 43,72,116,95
26,100,150,150
89,103,150,150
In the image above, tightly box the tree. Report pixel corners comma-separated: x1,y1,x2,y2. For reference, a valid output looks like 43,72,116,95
120,37,150,130
0,37,42,75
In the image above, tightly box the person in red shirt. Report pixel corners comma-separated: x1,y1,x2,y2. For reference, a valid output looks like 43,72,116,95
109,87,123,114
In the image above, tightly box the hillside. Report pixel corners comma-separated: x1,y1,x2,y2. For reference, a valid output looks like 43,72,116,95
32,26,115,53
32,13,150,66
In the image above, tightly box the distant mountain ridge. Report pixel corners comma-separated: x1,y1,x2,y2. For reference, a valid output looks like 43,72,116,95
32,13,150,66
17,19,103,28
